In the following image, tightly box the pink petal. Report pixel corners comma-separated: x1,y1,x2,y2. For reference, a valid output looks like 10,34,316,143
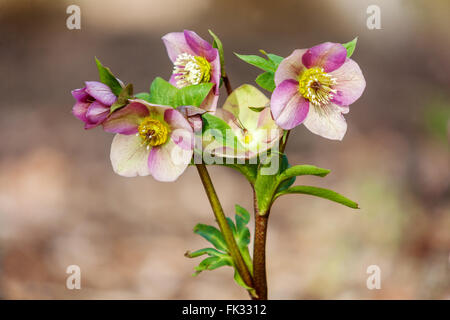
209,55,221,95
329,58,366,106
103,101,149,134
85,81,117,106
110,134,151,177
71,87,89,102
175,106,205,133
199,90,219,113
148,139,192,182
85,101,110,126
303,103,348,140
72,101,90,123
302,42,347,73
270,79,310,130
183,30,217,62
162,32,196,63
274,49,307,86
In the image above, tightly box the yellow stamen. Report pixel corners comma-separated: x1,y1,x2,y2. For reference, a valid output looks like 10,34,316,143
138,117,169,147
298,67,337,106
173,53,211,87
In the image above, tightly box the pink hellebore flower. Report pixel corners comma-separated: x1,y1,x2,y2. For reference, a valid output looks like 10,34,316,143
71,81,118,129
162,30,221,113
271,42,366,140
103,99,194,182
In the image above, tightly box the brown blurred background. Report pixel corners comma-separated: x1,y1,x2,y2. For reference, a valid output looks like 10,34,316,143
0,0,449,299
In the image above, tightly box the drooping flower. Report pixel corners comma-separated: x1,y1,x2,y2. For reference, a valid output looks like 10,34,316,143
204,85,283,159
162,30,221,113
271,42,366,140
103,99,194,182
72,81,118,129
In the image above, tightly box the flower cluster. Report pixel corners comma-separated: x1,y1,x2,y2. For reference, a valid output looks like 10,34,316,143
71,30,365,181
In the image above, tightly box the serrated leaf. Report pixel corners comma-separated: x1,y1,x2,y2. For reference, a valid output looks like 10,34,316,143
278,164,330,182
342,37,358,58
148,77,213,108
255,71,276,92
234,53,276,72
109,83,133,114
95,57,123,96
275,185,359,209
209,29,226,77
134,92,151,102
193,224,228,252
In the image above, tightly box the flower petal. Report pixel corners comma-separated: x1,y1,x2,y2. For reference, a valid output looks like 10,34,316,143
303,103,348,140
302,42,347,73
71,87,89,102
85,81,117,106
85,101,110,126
274,49,307,86
176,105,205,133
103,101,149,134
329,58,366,106
164,108,194,150
110,134,151,177
271,79,309,130
148,139,192,182
162,32,196,63
183,30,217,62
199,90,219,113
72,101,90,123
209,54,221,94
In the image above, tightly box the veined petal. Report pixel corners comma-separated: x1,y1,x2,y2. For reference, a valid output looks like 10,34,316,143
274,49,307,86
271,79,309,130
209,54,221,94
303,103,347,140
103,101,149,134
85,81,117,106
177,105,205,133
330,58,366,106
85,101,110,125
164,108,194,132
72,101,90,123
162,32,196,63
148,139,192,182
183,30,217,62
302,42,347,73
110,134,151,177
71,87,89,102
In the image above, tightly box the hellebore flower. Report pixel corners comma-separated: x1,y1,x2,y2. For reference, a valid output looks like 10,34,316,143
72,81,118,129
204,85,283,159
103,99,194,182
271,42,365,140
162,30,221,113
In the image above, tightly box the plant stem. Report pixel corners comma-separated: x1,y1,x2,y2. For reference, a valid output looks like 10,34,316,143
252,190,269,300
223,75,233,96
195,163,254,293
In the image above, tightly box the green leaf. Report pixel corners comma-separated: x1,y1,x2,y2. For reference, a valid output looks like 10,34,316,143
276,154,296,193
278,164,331,182
275,185,359,209
248,106,266,112
134,92,151,102
110,83,133,114
259,50,284,67
148,77,213,108
234,53,276,72
185,248,223,258
225,163,258,184
202,113,244,150
95,57,123,96
193,224,228,252
209,29,226,77
194,256,233,275
342,37,358,58
255,71,276,92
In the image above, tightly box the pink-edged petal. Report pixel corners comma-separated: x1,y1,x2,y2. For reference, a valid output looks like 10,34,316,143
162,32,196,63
177,106,205,133
302,42,347,73
110,134,151,177
271,79,309,130
148,139,192,182
183,30,217,62
303,103,348,140
329,58,366,106
71,87,89,102
85,101,110,125
72,101,90,123
274,49,307,86
199,90,219,113
85,81,117,106
164,108,192,131
209,54,221,94
103,101,149,134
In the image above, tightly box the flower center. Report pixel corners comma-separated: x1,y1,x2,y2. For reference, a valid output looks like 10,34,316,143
173,53,211,88
298,67,337,106
243,130,253,144
138,117,169,148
